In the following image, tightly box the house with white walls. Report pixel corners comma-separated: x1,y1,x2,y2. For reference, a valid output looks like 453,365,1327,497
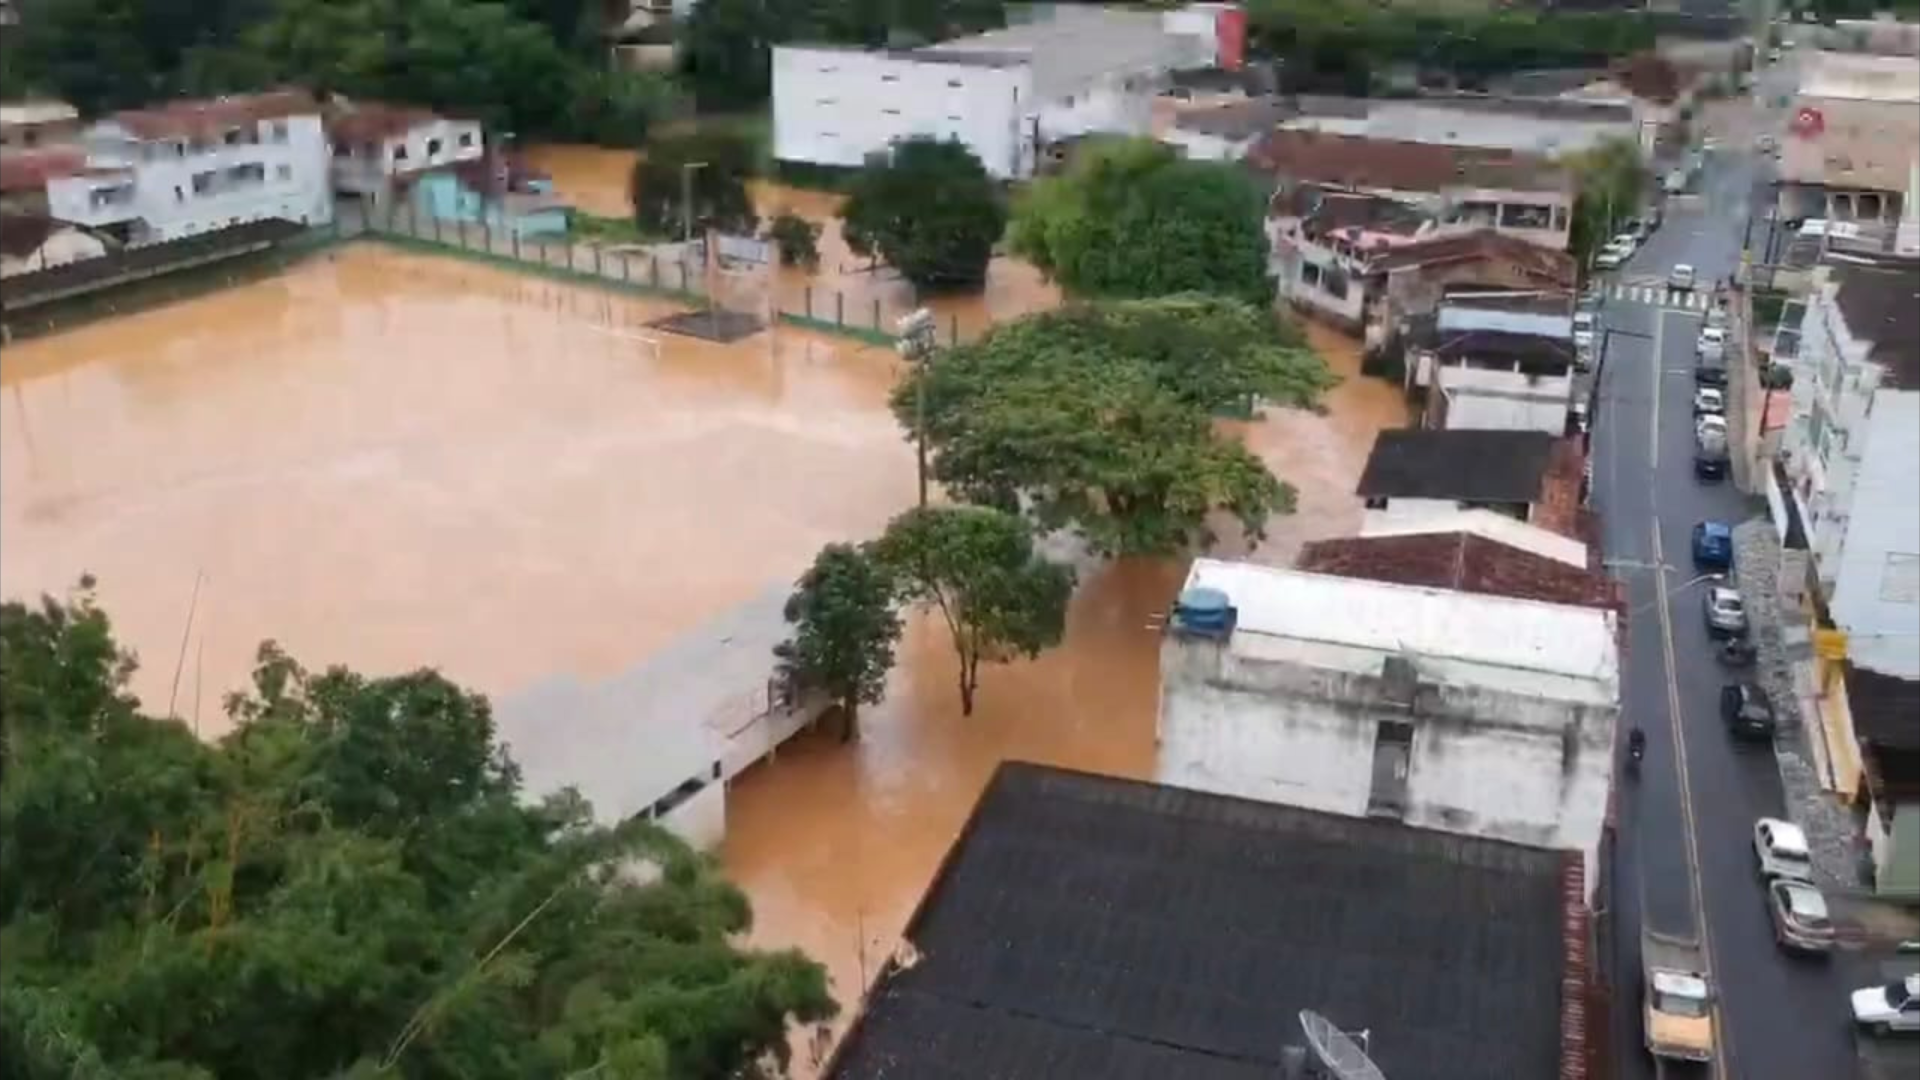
327,100,485,212
771,4,1243,179
1355,427,1590,539
43,90,332,247
1405,291,1580,434
1157,559,1620,887
1780,254,1920,681
1267,185,1431,328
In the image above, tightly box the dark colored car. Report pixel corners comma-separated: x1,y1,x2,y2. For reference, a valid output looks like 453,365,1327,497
1694,359,1728,386
1692,521,1734,570
1720,682,1776,740
1694,448,1729,481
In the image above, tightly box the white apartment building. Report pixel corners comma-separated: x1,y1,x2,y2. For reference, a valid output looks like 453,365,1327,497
1158,559,1620,886
1776,51,1920,227
1782,255,1920,680
772,4,1241,179
44,90,332,246
1415,294,1577,434
1275,94,1639,158
327,101,485,210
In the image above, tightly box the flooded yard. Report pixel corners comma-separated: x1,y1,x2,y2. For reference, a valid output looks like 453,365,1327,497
0,236,1404,1044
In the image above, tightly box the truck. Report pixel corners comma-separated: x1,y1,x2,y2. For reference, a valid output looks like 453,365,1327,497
1643,929,1716,1062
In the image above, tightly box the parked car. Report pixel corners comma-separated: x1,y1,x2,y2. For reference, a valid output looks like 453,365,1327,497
1767,879,1835,953
1573,310,1597,354
1694,357,1728,386
1705,304,1729,331
1567,398,1591,436
1758,133,1779,153
1753,817,1816,882
1852,973,1920,1035
1703,585,1749,638
1696,414,1728,442
1697,326,1727,361
1720,682,1776,739
1693,387,1725,416
1692,521,1734,570
1694,444,1730,481
1595,243,1631,270
1670,264,1697,291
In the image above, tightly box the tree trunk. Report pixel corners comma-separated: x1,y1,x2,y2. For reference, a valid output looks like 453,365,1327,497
840,700,860,744
957,654,976,717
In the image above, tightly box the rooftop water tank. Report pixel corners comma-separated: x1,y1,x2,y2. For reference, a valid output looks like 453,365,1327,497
1171,586,1235,638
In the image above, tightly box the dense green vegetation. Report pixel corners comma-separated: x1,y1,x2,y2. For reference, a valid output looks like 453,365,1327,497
4,0,677,145
1565,136,1650,271
1246,0,1659,95
842,137,1008,292
0,581,835,1079
629,130,761,239
891,295,1331,556
1011,138,1273,305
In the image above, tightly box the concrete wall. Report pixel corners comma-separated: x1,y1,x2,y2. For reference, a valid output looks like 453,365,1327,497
1363,102,1635,157
773,46,1033,178
1828,392,1920,679
1434,365,1573,434
1158,634,1616,883
1869,800,1920,900
47,114,332,244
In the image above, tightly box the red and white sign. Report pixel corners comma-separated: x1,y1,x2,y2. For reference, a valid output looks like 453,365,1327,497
1790,106,1825,139
1216,6,1247,71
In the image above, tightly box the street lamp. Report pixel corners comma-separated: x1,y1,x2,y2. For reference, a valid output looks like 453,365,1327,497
896,307,939,508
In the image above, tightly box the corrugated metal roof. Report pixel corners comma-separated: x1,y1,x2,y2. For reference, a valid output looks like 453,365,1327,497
1360,508,1589,567
1184,559,1619,702
1439,303,1573,338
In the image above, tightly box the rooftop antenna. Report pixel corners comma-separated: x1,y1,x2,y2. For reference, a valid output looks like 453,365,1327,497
1298,1010,1389,1080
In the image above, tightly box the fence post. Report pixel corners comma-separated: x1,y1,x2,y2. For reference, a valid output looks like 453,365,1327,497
950,313,959,345
595,245,604,278
483,222,491,256
804,285,813,321
623,255,632,284
651,254,660,288
432,212,442,245
836,290,845,327
872,297,881,333
512,228,520,261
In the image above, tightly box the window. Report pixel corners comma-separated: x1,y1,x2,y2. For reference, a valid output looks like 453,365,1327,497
332,141,350,158
192,170,215,195
1300,262,1322,287
817,98,837,106
882,108,901,116
1882,553,1920,605
947,78,963,88
426,137,443,156
224,128,242,146
175,185,184,202
1063,94,1076,107
457,131,474,148
276,164,292,182
1322,267,1350,299
1364,495,1388,510
881,74,899,83
174,142,187,159
270,121,288,143
393,143,409,162
1367,721,1414,818
362,141,377,159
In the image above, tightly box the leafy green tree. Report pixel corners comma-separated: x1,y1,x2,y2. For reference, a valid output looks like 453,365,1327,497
766,212,823,270
630,131,760,240
842,137,1007,291
892,296,1331,555
1010,138,1272,304
0,582,836,1080
774,544,902,742
872,507,1073,716
1565,137,1648,271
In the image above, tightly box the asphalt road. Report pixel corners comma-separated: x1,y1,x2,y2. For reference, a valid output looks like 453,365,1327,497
1592,137,1879,1079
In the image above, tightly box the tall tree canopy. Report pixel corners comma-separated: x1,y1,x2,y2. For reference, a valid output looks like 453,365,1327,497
630,130,761,239
1009,139,1273,305
775,544,902,742
0,582,835,1080
871,506,1073,717
6,0,677,145
1564,136,1648,270
842,137,1007,291
892,296,1332,556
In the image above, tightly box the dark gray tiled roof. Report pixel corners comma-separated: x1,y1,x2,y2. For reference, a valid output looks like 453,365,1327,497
1356,429,1559,503
1832,257,1920,389
828,763,1577,1080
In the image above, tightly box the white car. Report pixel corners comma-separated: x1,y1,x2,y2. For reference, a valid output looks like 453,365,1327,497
1595,244,1631,270
1697,326,1727,353
1696,414,1728,442
1693,387,1725,416
1573,310,1597,352
1753,817,1815,882
1670,264,1697,291
1852,973,1920,1035
1767,879,1835,953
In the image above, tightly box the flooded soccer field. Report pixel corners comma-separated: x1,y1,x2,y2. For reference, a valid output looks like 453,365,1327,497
0,227,1405,1035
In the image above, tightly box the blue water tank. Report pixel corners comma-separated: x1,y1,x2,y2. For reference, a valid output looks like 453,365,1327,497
1172,586,1235,637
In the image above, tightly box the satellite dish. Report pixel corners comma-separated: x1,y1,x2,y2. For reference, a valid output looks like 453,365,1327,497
1298,1010,1389,1080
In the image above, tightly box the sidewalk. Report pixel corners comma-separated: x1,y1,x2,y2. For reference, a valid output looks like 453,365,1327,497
1731,519,1867,892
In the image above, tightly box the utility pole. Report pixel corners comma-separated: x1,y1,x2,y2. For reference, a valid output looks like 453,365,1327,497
680,160,706,300
896,307,938,508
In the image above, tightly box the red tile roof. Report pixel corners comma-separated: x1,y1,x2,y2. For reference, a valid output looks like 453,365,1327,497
1296,531,1621,613
1367,228,1576,287
0,212,56,258
1247,130,1567,194
1612,52,1685,106
107,89,318,141
327,101,448,143
0,146,83,193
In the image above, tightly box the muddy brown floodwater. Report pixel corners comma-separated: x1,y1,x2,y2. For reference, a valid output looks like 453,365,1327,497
0,220,1404,1068
523,143,1060,342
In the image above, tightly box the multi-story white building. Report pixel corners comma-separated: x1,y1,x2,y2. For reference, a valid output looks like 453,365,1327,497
327,101,485,212
44,90,332,246
1775,51,1920,228
1157,558,1620,887
1781,254,1920,680
771,4,1243,179
1411,292,1578,435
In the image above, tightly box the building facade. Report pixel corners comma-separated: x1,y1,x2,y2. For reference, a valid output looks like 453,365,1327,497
1157,559,1620,884
1775,51,1920,227
1781,257,1920,680
328,101,486,211
771,4,1239,179
44,90,332,246
1412,293,1578,434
